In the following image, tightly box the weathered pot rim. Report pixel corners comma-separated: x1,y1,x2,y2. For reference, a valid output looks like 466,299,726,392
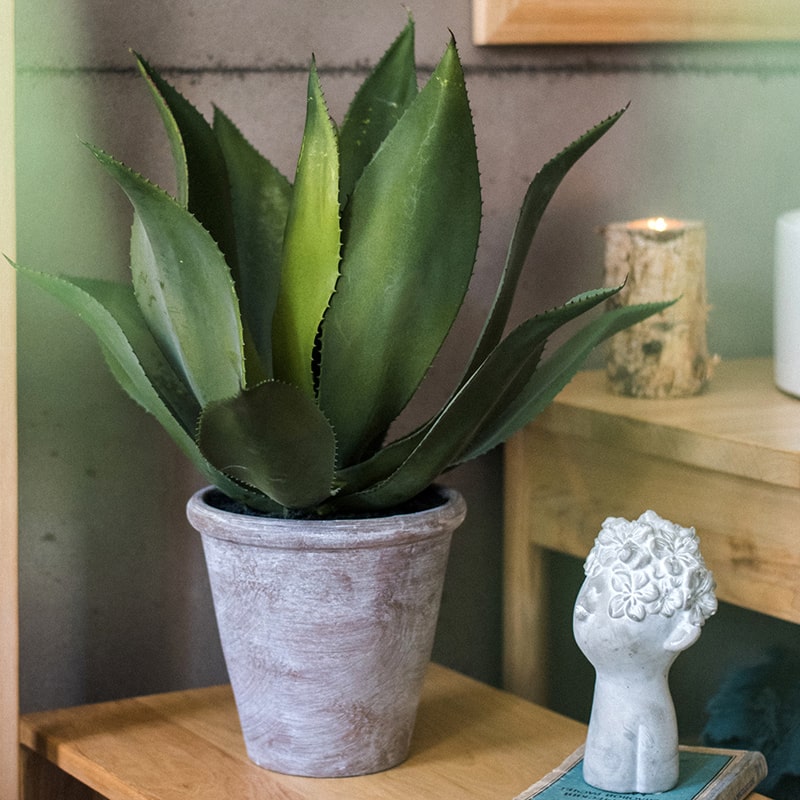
186,485,467,551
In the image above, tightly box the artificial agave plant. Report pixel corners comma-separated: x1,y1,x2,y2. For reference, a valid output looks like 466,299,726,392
12,20,669,518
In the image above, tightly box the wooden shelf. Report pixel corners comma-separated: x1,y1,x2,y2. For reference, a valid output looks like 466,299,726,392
504,358,800,701
537,358,800,490
20,359,785,798
20,664,587,799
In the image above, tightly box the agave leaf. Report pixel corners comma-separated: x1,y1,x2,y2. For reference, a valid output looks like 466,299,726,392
271,61,341,398
463,107,627,380
198,381,337,510
213,107,292,378
338,16,418,204
86,143,244,406
135,53,238,268
318,37,481,467
459,297,678,463
332,285,624,505
11,261,273,511
137,55,266,383
339,297,672,511
71,276,201,433
133,53,189,207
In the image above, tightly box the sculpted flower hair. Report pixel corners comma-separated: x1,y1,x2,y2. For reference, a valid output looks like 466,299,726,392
584,510,718,624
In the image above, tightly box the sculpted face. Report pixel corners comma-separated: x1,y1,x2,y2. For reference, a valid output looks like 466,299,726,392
575,511,717,794
573,511,717,670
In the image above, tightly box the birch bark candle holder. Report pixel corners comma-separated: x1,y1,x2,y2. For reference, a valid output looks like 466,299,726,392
602,217,714,398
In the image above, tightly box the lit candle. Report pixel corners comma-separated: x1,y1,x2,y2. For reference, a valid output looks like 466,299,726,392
627,216,672,233
601,217,714,398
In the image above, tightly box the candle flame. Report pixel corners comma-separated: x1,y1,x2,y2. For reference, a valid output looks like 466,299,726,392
647,217,668,232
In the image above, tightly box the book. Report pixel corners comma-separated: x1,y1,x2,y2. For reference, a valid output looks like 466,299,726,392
514,745,767,800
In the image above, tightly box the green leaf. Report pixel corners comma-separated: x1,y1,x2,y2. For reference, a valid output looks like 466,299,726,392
71,276,201,433
198,381,337,510
338,16,418,204
135,53,239,269
339,298,673,512
463,107,627,380
86,143,245,407
133,52,189,207
271,61,341,398
332,286,625,509
11,261,272,511
458,297,677,463
213,107,292,377
318,37,481,467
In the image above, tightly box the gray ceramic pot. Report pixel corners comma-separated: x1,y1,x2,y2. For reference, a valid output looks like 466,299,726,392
186,485,466,777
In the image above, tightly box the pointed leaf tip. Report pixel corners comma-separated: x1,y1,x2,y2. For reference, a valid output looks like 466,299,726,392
318,30,479,466
272,51,341,398
85,142,245,406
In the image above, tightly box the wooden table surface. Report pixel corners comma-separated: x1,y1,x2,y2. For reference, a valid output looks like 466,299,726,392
20,664,587,799
504,357,800,703
537,357,800,490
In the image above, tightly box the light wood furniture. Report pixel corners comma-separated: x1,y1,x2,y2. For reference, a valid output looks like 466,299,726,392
18,361,782,799
1,0,19,794
473,0,800,44
504,357,800,703
20,663,587,800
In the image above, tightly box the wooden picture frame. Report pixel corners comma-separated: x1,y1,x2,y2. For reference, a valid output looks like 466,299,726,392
1,0,18,795
473,0,800,44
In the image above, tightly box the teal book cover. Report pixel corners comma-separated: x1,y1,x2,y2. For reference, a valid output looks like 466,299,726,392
514,746,767,800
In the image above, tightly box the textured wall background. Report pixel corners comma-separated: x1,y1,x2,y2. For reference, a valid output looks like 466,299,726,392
15,0,800,731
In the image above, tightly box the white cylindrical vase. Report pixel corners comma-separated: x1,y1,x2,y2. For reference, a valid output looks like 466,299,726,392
775,210,800,398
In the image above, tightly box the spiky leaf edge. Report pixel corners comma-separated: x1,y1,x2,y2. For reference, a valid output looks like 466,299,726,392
10,261,278,513
318,35,481,467
462,106,628,382
85,143,245,408
197,379,338,511
330,295,674,512
212,107,293,379
338,15,418,205
271,59,341,398
134,52,239,272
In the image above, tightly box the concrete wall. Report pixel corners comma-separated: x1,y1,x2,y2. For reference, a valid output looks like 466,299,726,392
16,0,800,723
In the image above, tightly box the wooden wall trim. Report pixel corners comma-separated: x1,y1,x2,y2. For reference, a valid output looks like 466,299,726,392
473,0,800,44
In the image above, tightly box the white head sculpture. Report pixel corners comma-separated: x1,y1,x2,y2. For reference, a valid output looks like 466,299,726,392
574,510,717,793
